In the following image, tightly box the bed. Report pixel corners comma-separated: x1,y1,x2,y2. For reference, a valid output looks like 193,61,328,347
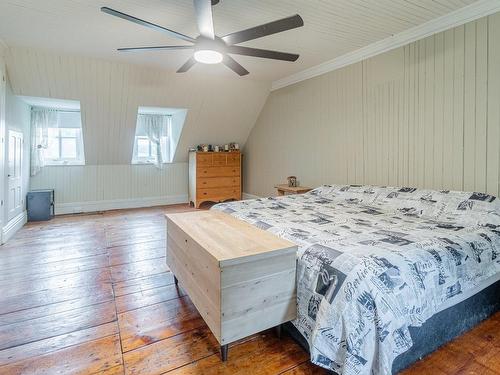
212,184,500,374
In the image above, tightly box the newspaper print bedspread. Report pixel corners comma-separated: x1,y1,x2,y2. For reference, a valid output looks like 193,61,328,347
212,185,500,375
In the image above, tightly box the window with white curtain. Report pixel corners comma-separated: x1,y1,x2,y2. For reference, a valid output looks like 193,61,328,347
30,107,85,170
132,113,172,166
45,111,85,165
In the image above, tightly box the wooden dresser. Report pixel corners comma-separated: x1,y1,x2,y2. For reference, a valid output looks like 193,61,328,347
189,151,241,208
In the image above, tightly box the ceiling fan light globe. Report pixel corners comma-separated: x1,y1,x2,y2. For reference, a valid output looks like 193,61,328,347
194,50,223,64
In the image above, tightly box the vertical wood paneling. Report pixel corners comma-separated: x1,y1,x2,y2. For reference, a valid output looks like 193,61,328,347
30,163,188,207
463,22,476,191
243,13,500,198
487,12,500,196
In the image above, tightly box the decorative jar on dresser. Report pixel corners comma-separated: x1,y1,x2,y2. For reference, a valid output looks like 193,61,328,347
188,151,241,208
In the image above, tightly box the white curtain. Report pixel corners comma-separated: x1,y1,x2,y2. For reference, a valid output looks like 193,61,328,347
30,108,58,176
138,114,169,168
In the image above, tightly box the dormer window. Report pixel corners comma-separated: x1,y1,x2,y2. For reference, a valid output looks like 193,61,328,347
24,97,85,176
132,113,172,166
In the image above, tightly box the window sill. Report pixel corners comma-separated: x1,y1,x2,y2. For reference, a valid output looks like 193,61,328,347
131,161,172,165
45,161,86,166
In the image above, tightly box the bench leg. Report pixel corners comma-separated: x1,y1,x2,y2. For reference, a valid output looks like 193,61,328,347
275,324,282,339
173,275,179,286
221,344,228,361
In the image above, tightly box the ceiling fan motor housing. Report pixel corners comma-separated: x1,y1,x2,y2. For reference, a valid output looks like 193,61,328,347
195,35,226,53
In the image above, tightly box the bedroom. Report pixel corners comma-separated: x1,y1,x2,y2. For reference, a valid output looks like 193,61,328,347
0,0,499,374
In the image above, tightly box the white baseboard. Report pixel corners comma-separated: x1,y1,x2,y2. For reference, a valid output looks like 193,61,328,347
242,192,261,200
2,211,27,244
55,194,189,215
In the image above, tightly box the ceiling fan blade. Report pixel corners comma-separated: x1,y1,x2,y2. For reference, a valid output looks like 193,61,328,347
227,45,299,61
193,0,215,39
101,7,195,43
177,57,197,73
221,14,303,45
118,45,194,52
222,55,249,76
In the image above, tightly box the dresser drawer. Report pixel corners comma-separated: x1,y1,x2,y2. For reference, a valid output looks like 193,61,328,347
197,166,240,177
197,187,241,200
196,153,213,166
226,153,240,165
213,154,227,166
198,177,240,189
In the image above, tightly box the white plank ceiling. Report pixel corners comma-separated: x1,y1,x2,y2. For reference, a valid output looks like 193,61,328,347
0,0,480,81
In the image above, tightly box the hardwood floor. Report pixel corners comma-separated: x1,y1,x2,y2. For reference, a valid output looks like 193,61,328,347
0,205,498,375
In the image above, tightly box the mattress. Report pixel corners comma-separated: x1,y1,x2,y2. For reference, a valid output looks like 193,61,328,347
212,185,500,375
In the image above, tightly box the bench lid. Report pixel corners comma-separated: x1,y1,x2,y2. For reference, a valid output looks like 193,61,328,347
165,210,296,267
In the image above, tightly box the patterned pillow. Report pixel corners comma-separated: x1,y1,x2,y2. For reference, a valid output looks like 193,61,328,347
310,184,500,224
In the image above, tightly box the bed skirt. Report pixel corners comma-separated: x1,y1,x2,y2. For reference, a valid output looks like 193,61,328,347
283,280,500,374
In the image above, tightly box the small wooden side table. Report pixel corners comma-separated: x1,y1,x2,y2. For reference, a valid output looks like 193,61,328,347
274,184,312,196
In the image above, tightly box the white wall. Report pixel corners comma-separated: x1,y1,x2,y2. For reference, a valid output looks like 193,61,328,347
30,163,188,215
3,77,30,240
243,12,500,198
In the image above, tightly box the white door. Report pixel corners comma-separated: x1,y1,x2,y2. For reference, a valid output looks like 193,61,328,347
7,130,23,221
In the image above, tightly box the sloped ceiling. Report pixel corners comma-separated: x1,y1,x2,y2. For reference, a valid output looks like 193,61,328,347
0,0,479,82
5,47,270,164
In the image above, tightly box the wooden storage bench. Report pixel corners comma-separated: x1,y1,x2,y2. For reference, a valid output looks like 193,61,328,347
165,210,297,361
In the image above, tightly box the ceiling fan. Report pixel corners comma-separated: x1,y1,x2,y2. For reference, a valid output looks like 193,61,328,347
101,0,304,76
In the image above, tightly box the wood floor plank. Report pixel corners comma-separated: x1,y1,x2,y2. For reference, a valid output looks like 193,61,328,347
0,322,119,366
106,229,166,248
109,249,165,267
97,364,126,375
0,301,116,350
115,284,186,313
0,286,114,326
123,326,219,375
0,253,109,284
0,334,122,375
110,259,169,283
279,361,329,374
118,296,205,352
0,281,113,318
112,272,175,297
167,333,309,375
0,268,111,299
0,246,107,270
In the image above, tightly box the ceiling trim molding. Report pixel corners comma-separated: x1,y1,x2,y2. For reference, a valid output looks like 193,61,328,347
271,0,500,91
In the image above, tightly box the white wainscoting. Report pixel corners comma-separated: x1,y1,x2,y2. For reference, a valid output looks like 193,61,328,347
30,163,188,214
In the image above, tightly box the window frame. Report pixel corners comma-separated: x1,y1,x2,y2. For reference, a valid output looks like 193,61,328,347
43,110,85,166
131,114,172,165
